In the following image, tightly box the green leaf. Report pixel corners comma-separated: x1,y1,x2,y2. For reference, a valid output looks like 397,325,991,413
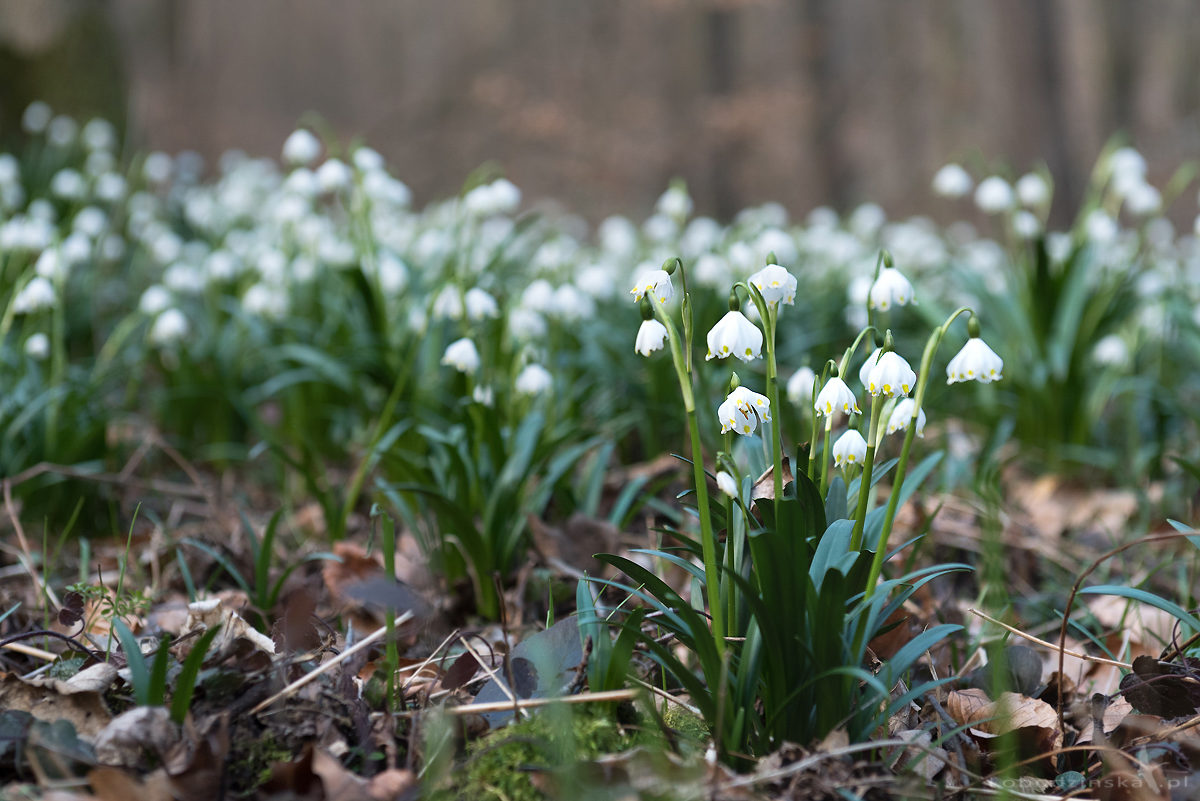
170,624,222,724
1079,585,1200,636
112,619,149,706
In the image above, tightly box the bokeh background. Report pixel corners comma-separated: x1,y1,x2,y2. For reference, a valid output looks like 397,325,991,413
2,0,1197,222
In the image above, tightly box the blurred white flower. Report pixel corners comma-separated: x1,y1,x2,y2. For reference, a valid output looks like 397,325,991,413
716,471,738,499
946,337,1003,384
598,216,638,258
866,351,916,398
656,184,693,220
718,386,771,436
748,263,797,307
693,253,730,288
464,179,521,216
815,376,860,418
376,253,409,295
82,118,117,152
1091,334,1130,368
510,308,547,340
833,429,868,468
242,283,289,319
932,164,973,198
786,366,817,405
352,147,384,172
974,176,1014,213
283,129,322,165
472,384,494,406
1085,210,1118,244
48,115,78,146
139,285,173,315
705,310,762,362
35,249,64,280
1012,210,1041,240
1016,173,1049,207
441,338,480,373
552,284,594,321
515,364,553,395
1123,182,1162,216
50,169,86,201
143,151,173,183
24,332,50,361
886,398,926,437
432,286,464,320
150,308,190,345
630,269,673,304
868,266,915,311
635,319,668,356
521,279,556,313
465,287,500,320
849,203,886,237
642,214,677,243
22,101,52,134
316,159,352,192
12,277,56,313
1107,147,1146,191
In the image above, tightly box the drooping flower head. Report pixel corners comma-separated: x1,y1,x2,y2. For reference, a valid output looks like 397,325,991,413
814,376,860,419
786,366,817,406
748,263,797,308
515,364,553,395
833,429,868,468
630,269,674,304
866,351,916,398
718,386,771,436
706,308,762,362
442,337,481,373
716,471,738,499
887,398,927,437
868,266,915,311
634,298,668,357
932,164,973,198
946,317,1003,384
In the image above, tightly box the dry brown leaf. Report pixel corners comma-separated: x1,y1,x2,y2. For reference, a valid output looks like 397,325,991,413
1077,694,1134,745
1090,595,1181,659
1094,764,1169,801
888,729,946,780
312,747,373,801
0,671,112,738
946,688,991,727
751,457,794,502
93,707,180,768
368,769,416,799
180,598,275,658
88,766,173,801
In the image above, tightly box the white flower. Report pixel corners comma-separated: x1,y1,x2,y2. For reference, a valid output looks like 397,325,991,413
242,283,289,319
866,351,916,398
858,348,882,389
1085,210,1118,244
315,159,352,192
832,429,868,468
376,253,409,295
1107,147,1146,187
1016,173,1049,207
656,185,693,220
472,384,494,406
932,164,973,198
150,308,189,345
50,169,86,201
1012,210,1041,240
635,319,668,356
510,308,547,340
143,151,173,183
22,101,52,134
815,377,860,418
441,338,480,373
886,398,926,437
868,266,915,310
1123,182,1161,216
718,386,771,436
465,287,500,320
1091,334,1130,368
82,118,116,152
432,286,464,320
12,277,56,314
139,285,173,315
748,264,797,307
630,269,673,304
705,310,762,362
786,366,817,405
521,279,555,312
716,471,738,498
974,176,1014,213
353,147,384,172
24,332,50,361
283,129,321,165
946,337,1003,384
515,364,553,395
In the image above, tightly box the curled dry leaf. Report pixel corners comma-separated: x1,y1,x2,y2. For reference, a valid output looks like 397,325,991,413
0,669,114,738
94,707,180,768
1119,655,1200,718
181,598,275,659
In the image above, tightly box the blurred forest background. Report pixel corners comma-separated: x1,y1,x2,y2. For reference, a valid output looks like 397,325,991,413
1,0,1197,223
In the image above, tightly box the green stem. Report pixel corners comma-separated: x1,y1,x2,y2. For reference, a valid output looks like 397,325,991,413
863,307,971,597
653,302,725,654
849,395,884,551
819,417,834,498
763,309,784,513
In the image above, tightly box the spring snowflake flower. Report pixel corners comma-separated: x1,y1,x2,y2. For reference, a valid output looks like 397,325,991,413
815,377,860,418
24,332,50,361
432,286,464,320
932,164,973,198
630,270,673,304
12,277,56,314
150,308,189,345
1016,173,1049,207
946,337,1003,384
316,159,352,192
786,366,817,405
868,266,915,311
139,285,172,315
1124,182,1162,216
1012,211,1041,240
748,264,797,307
515,364,553,396
442,338,481,373
866,351,916,397
706,310,762,362
472,385,495,407
1091,334,1130,368
635,319,668,356
465,287,500,320
510,308,547,341
283,129,321,165
22,101,52,134
656,185,693,220
886,398,926,437
974,176,1014,214
716,471,738,499
833,429,868,468
858,348,881,389
718,386,771,436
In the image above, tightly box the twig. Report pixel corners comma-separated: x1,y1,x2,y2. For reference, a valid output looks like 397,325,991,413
432,688,638,716
968,608,1130,669
251,611,412,714
2,480,58,611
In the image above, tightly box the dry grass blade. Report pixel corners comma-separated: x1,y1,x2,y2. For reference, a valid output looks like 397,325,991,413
968,608,1131,669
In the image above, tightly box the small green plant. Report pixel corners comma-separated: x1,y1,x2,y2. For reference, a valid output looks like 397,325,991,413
112,619,222,723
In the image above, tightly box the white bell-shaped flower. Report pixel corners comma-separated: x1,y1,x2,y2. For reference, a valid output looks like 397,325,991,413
748,263,797,307
946,337,1003,384
932,164,973,198
786,366,816,405
150,308,189,345
716,471,738,499
868,267,915,311
814,377,860,418
866,351,916,398
442,338,481,373
1016,173,1049,207
858,347,882,389
634,319,668,356
465,287,500,320
515,364,553,395
886,398,926,437
833,429,868,468
630,269,674,304
718,386,771,436
974,176,1014,213
705,310,762,362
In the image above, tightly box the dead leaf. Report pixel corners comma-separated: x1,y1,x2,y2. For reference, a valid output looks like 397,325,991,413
93,707,180,768
368,769,416,799
751,457,794,502
312,747,373,801
89,766,173,801
1078,694,1134,745
1120,655,1200,718
0,671,111,738
888,729,946,780
1094,763,1169,801
528,512,620,576
181,597,275,659
946,688,991,727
